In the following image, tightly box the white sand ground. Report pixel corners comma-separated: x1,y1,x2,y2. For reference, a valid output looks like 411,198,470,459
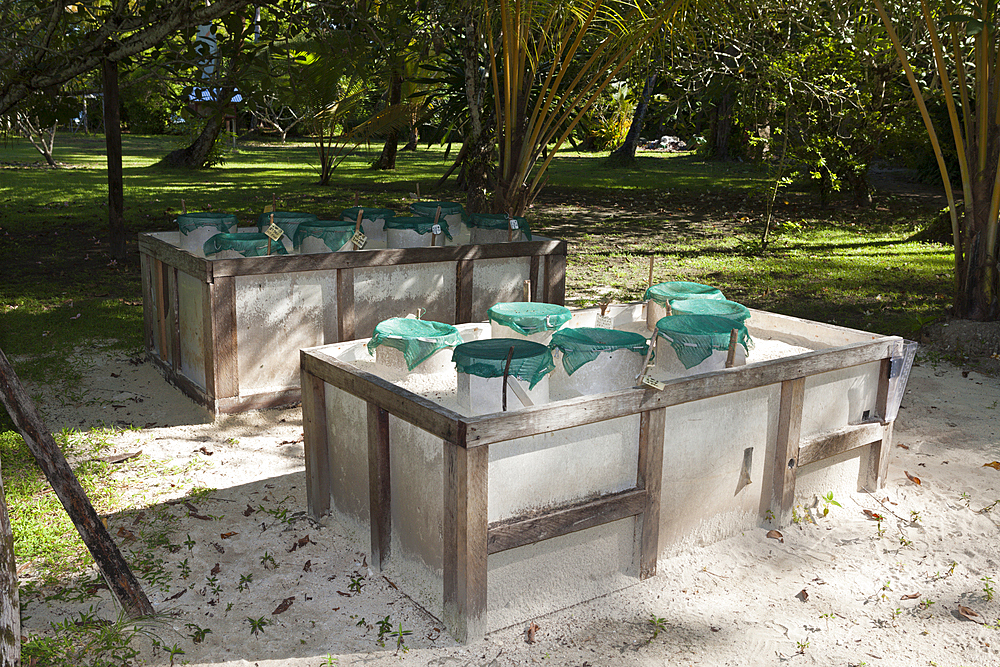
14,347,1000,667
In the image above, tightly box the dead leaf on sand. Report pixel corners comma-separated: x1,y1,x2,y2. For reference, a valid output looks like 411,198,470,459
221,532,238,539
958,605,982,622
983,461,1000,470
766,530,784,543
272,596,295,615
901,593,920,600
795,589,808,602
526,621,540,644
904,471,921,485
210,563,221,576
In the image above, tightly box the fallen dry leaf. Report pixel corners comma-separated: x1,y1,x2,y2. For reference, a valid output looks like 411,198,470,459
210,563,221,576
243,505,255,517
862,509,885,521
796,589,808,602
198,446,213,456
958,605,982,622
766,529,784,543
337,591,352,597
901,593,920,600
221,532,238,539
904,471,921,485
272,596,295,615
896,443,910,450
189,512,213,521
526,621,540,644
102,451,141,464
303,560,312,572
116,527,135,541
983,461,1000,471
166,589,186,601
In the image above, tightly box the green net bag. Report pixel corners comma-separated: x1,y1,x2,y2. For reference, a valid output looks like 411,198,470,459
452,339,554,389
409,201,468,221
366,318,464,371
488,302,572,336
655,314,752,369
644,281,724,307
256,211,319,235
203,232,288,257
292,220,356,252
469,213,532,240
178,212,238,236
669,298,751,323
549,327,649,376
384,215,453,239
341,207,396,223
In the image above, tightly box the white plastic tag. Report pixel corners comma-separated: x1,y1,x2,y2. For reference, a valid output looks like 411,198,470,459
595,314,614,329
640,374,665,390
352,231,368,249
508,219,519,230
431,224,442,235
264,223,284,241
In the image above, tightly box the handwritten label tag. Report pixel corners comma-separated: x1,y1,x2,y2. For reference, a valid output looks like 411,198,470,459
595,314,614,329
640,374,665,390
264,223,284,241
262,204,274,214
352,231,368,249
431,224,442,235
508,219,519,230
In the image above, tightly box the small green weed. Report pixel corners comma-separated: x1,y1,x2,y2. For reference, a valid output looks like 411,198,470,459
247,616,270,636
648,614,667,640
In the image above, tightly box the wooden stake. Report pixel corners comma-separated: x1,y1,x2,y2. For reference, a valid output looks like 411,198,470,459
267,212,274,255
0,348,154,618
523,280,531,302
272,192,277,212
180,199,186,214
431,205,442,246
416,182,420,199
725,329,739,368
501,345,515,412
353,209,364,250
354,192,360,206
648,256,655,289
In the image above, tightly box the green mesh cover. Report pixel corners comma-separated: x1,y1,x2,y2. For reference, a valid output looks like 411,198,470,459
655,314,752,370
366,318,464,371
203,232,288,257
340,207,396,223
669,298,751,323
255,211,319,234
644,281,725,307
384,215,453,239
409,201,468,221
292,220,356,252
178,212,238,235
469,213,532,240
452,339,554,389
488,302,572,336
549,327,649,376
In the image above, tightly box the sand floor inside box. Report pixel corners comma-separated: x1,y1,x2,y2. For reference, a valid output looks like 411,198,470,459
304,305,912,639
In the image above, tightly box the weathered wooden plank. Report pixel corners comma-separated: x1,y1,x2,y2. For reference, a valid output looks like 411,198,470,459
138,233,212,282
637,408,666,579
368,403,391,571
214,389,302,414
337,268,355,342
487,489,647,555
464,339,897,447
862,358,895,491
139,252,156,360
455,259,474,324
545,253,567,305
208,238,567,277
529,255,540,301
302,370,331,520
211,276,238,402
302,350,464,443
200,278,216,399
770,377,805,526
0,348,154,619
154,258,168,362
443,442,489,643
797,421,886,469
168,267,181,373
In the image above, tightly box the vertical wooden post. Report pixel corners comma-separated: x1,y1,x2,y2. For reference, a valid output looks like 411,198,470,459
1,452,19,667
544,254,566,306
101,56,126,261
302,369,331,520
169,267,181,372
862,357,894,491
367,403,391,571
211,276,238,404
637,408,665,579
0,348,154,618
529,255,540,302
443,441,489,643
154,258,168,361
140,253,156,360
770,377,805,526
455,260,474,324
336,268,355,342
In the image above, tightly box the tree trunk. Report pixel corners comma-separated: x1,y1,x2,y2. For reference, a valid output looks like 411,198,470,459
371,73,402,171
956,187,1000,320
709,87,735,161
0,347,154,619
458,12,494,214
102,57,127,261
402,125,418,151
606,73,656,167
158,111,227,168
843,167,873,207
0,451,18,667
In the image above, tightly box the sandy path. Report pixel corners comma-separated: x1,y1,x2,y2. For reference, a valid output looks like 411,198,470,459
15,350,1000,667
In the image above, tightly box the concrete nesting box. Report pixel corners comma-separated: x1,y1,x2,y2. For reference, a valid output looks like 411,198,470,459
301,305,915,643
138,231,566,413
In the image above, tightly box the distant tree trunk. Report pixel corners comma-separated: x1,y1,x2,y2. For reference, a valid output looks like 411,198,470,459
0,450,18,667
102,57,127,261
158,111,228,168
606,73,656,167
402,125,418,151
709,87,735,161
371,73,402,170
843,167,873,207
459,11,496,214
